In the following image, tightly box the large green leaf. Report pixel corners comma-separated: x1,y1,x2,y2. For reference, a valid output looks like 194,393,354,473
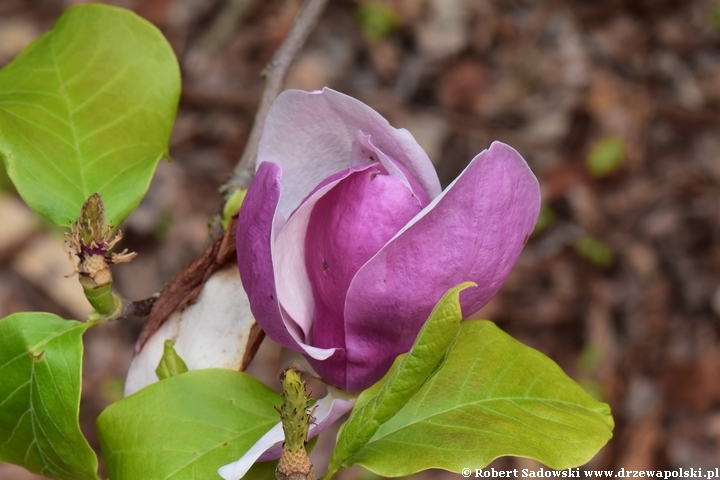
0,312,97,480
97,369,281,480
326,283,472,477
347,320,614,476
0,4,180,227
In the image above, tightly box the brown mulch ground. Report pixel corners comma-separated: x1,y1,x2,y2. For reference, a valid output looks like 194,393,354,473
1,0,720,478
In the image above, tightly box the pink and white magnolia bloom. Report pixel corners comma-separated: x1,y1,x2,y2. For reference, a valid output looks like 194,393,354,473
236,87,541,394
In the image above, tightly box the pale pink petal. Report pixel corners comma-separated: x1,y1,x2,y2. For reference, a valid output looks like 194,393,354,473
351,130,430,207
237,162,336,362
273,162,376,348
258,88,441,218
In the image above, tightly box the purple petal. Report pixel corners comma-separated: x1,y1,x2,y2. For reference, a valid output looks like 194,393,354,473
272,163,375,351
237,162,334,361
258,88,441,219
304,167,423,388
342,142,541,391
217,389,355,480
236,162,303,353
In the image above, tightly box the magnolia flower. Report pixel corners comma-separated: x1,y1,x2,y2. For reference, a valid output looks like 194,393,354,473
236,88,540,393
219,88,540,479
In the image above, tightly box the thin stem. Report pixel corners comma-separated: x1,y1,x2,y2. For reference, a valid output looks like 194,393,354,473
222,0,329,196
121,295,159,319
85,289,158,324
80,279,122,317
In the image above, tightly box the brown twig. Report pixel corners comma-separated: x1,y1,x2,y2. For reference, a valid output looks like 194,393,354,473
131,0,328,369
136,215,240,351
120,295,159,319
222,0,329,197
124,0,328,327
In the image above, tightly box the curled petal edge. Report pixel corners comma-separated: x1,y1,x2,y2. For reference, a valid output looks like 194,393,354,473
258,87,441,219
272,161,381,360
237,161,336,362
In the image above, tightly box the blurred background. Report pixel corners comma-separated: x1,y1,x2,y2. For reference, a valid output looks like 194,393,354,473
1,0,720,478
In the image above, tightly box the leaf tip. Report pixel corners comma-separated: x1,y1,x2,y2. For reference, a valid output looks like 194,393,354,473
443,281,477,303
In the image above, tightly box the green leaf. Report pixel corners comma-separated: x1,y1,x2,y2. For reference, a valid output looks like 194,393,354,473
0,4,180,227
98,369,282,480
354,2,401,41
586,136,626,177
347,320,614,476
326,283,474,477
221,187,247,230
155,339,189,380
712,3,720,28
245,460,279,479
576,235,614,269
0,312,98,480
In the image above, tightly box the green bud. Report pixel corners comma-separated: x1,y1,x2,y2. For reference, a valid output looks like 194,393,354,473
276,368,314,480
155,339,189,380
65,193,136,320
78,193,106,246
222,187,247,230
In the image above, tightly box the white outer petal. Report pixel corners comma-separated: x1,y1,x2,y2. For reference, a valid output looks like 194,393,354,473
217,422,284,480
124,266,256,396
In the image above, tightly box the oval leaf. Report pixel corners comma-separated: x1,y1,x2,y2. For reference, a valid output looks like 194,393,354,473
0,312,97,480
0,4,180,226
98,369,281,480
348,320,614,476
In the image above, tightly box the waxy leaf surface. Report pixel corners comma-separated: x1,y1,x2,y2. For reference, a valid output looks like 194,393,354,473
327,283,472,475
348,320,614,476
0,4,180,226
0,312,97,480
98,369,281,480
